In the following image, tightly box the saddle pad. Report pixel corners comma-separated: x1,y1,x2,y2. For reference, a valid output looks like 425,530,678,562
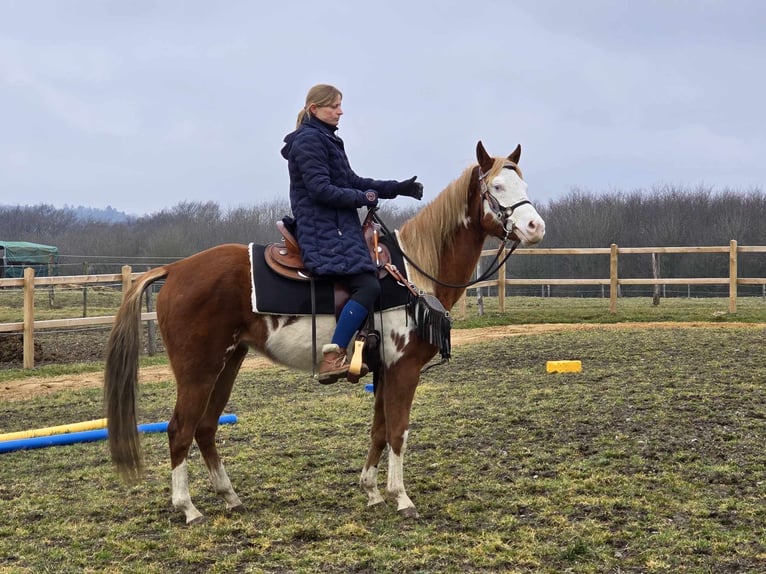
249,235,409,315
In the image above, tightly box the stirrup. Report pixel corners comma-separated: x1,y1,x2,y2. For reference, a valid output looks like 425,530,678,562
346,336,369,383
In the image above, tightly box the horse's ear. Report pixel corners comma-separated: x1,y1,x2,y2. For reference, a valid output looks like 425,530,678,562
507,144,521,165
476,141,493,172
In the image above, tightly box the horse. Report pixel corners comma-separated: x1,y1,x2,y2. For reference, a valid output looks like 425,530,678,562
103,140,546,524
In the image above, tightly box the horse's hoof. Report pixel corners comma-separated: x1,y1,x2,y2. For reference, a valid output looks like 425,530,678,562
366,500,387,512
186,515,207,526
398,507,420,520
228,504,246,515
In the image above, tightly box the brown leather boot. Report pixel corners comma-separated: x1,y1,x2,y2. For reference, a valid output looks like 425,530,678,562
318,343,349,384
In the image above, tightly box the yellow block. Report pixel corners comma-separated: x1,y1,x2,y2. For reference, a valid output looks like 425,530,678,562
546,360,582,373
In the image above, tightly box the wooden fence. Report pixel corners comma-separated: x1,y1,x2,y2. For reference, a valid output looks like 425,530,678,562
2,241,766,369
465,240,766,315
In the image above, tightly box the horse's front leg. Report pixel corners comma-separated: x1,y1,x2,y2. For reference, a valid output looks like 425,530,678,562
382,361,421,519
360,385,387,508
387,429,418,518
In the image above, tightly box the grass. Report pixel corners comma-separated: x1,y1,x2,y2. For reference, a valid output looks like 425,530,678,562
1,288,765,325
1,326,766,572
454,294,766,326
0,287,124,323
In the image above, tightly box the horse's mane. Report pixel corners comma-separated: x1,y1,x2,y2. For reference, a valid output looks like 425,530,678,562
398,157,508,292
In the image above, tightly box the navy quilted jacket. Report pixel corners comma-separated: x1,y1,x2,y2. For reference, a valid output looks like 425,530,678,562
281,116,400,276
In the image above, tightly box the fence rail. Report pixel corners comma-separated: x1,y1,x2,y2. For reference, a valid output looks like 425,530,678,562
464,241,766,317
2,242,766,369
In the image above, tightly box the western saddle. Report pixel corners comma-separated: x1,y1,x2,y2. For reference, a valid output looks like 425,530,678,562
264,216,391,281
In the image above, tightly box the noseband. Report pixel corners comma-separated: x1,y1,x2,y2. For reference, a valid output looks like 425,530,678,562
478,165,532,240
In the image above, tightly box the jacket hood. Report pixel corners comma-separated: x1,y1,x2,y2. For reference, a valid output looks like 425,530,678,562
280,129,297,159
281,116,338,159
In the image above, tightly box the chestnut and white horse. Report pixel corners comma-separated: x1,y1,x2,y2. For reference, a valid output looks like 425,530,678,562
103,141,545,524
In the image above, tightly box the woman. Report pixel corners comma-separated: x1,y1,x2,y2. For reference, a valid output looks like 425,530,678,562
281,84,423,383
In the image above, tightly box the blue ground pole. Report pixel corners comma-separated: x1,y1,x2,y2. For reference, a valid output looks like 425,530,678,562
0,414,238,454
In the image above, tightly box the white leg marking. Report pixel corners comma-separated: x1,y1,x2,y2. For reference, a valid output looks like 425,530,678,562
386,430,415,512
172,460,204,524
360,464,385,507
208,462,243,509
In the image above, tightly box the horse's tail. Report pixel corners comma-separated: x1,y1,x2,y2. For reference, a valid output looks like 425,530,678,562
104,266,169,483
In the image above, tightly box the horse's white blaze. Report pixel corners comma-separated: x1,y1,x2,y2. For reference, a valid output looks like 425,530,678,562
512,203,546,245
386,430,415,511
172,460,204,524
488,169,545,245
490,167,528,203
208,462,242,509
360,465,385,506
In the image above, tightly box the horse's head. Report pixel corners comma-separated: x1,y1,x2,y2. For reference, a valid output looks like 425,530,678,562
475,141,546,246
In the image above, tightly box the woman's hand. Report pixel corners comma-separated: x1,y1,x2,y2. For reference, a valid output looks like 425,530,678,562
396,176,423,200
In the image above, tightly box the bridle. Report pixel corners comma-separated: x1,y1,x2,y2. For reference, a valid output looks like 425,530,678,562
478,163,532,241
373,164,534,290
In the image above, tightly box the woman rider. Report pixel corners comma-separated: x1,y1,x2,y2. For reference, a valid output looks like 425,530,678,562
281,84,423,383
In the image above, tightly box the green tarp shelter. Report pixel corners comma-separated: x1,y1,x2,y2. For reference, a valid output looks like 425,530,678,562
0,241,59,278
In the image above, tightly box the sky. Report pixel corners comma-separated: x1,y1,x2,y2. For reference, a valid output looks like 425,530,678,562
1,0,765,216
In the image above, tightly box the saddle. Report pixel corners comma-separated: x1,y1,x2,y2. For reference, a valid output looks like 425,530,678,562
264,215,391,282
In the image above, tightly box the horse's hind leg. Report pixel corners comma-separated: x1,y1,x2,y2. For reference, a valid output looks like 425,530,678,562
168,375,217,524
167,350,238,524
195,343,248,513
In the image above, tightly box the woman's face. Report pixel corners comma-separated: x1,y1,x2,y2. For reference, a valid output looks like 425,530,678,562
311,95,343,126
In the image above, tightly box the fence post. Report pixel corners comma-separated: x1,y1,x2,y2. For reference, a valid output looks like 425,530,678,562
23,267,35,369
476,260,484,316
47,254,55,308
82,262,88,317
458,293,466,319
121,265,133,302
729,240,737,313
609,244,618,313
497,255,506,313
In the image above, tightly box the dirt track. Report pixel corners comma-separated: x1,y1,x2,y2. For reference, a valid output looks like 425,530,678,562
2,322,762,402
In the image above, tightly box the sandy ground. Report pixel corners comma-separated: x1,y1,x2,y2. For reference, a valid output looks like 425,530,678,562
2,322,763,402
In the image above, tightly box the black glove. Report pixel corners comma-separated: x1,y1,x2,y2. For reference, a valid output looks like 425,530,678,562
358,190,378,208
396,176,423,200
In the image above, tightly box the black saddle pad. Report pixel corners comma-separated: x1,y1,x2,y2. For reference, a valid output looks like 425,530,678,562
250,234,409,315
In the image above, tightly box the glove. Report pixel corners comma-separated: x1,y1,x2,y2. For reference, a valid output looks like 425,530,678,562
396,176,424,200
359,190,378,208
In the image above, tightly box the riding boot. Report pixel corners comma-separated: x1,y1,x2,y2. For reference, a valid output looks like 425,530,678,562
318,343,350,384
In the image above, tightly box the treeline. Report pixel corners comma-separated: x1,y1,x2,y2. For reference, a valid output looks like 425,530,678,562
1,186,765,296
522,185,766,296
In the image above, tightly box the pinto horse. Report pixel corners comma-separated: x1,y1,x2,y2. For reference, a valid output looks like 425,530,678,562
103,141,546,524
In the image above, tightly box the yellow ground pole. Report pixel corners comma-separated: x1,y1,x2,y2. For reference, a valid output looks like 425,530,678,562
0,418,108,442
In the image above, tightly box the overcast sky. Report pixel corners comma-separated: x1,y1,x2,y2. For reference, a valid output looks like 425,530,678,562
1,1,764,216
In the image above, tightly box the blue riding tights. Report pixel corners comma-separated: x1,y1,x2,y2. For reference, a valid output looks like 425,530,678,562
331,299,369,349
329,271,380,349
